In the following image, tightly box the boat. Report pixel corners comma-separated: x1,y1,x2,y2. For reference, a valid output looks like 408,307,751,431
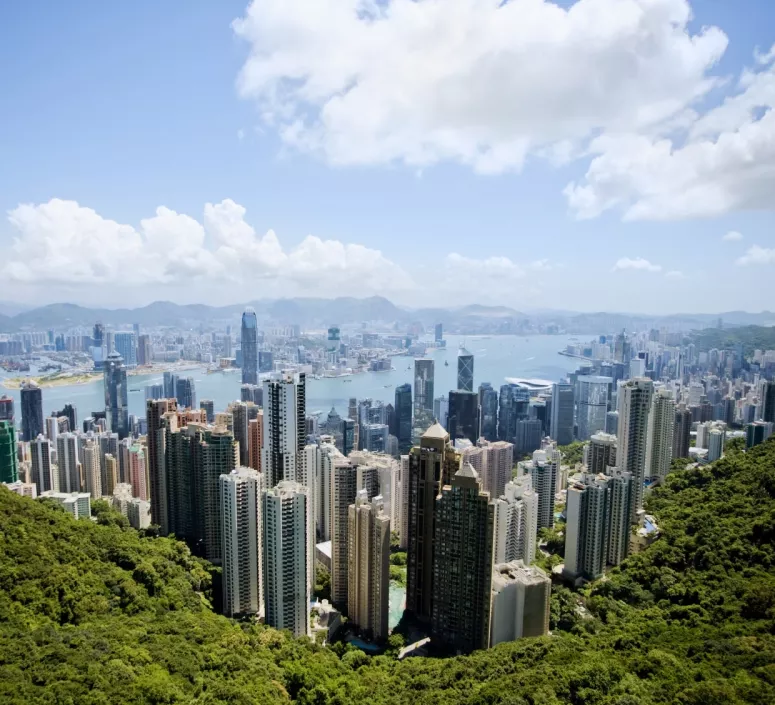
444,360,449,367
384,384,393,388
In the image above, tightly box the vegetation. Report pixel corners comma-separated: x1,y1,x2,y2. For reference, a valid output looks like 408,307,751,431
559,440,585,466
690,324,775,356
1,438,775,703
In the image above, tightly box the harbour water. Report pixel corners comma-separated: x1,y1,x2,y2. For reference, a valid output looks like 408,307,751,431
0,335,583,420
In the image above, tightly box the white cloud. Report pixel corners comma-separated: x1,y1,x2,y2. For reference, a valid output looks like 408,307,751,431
4,198,557,306
664,270,685,279
2,199,414,300
722,230,743,241
612,257,662,273
565,49,775,220
233,0,726,174
736,245,775,266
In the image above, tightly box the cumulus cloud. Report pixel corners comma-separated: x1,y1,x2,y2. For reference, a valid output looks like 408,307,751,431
233,0,726,174
722,230,743,241
737,245,775,266
3,198,553,306
612,257,662,273
565,47,775,220
664,270,685,279
2,198,413,300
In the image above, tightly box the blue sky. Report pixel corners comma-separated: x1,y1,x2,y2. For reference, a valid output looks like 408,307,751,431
1,0,774,314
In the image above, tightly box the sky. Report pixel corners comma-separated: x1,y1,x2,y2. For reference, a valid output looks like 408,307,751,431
1,0,774,315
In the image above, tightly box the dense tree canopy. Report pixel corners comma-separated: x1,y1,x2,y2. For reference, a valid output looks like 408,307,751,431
1,438,775,703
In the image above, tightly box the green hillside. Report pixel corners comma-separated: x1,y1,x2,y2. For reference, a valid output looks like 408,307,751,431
1,440,775,704
690,324,775,355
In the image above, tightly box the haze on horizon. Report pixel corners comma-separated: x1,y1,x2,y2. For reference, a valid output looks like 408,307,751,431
1,0,774,314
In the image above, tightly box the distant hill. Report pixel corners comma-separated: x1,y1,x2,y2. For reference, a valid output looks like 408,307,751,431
1,296,773,334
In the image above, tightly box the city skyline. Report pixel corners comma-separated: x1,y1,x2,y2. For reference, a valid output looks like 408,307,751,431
1,1,775,312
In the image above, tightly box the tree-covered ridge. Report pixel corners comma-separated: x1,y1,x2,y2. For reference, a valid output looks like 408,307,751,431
689,324,775,355
0,441,774,704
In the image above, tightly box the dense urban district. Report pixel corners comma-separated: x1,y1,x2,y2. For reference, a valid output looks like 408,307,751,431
1,309,775,704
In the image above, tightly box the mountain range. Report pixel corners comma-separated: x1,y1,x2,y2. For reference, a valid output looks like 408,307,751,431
0,297,773,334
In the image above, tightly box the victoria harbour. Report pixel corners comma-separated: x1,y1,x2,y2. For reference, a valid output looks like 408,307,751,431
0,335,583,420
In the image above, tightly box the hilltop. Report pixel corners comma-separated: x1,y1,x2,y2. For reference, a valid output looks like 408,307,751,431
0,440,774,703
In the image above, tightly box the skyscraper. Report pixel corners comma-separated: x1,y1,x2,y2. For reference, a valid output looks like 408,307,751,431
576,376,612,441
220,468,263,618
0,421,18,483
147,398,177,532
515,418,543,457
128,444,147,501
434,323,443,342
200,399,215,424
564,470,632,582
478,383,498,441
708,427,725,462
56,433,80,494
262,481,310,638
493,475,538,565
248,413,263,471
175,377,196,410
104,352,129,439
479,439,514,501
241,307,259,386
0,395,14,423
457,347,474,392
198,428,238,563
645,389,675,480
394,383,413,454
447,390,479,443
262,372,306,489
672,404,692,459
489,561,551,646
163,371,178,399
617,378,654,522
431,463,494,653
137,334,152,366
331,456,358,608
550,383,574,445
522,448,560,529
413,359,435,424
406,423,461,622
498,384,529,445
82,441,102,498
31,435,56,493
21,381,44,442
114,332,137,368
347,490,391,640
587,432,617,475
92,322,106,370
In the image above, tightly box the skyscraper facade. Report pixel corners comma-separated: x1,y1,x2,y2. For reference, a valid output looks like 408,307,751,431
762,381,775,423
490,561,551,646
137,334,152,366
413,359,435,421
82,441,102,498
220,468,263,618
576,376,612,441
617,378,654,522
147,398,177,532
262,372,306,489
0,421,18,483
114,332,137,368
200,399,215,424
21,381,44,442
672,404,692,459
56,432,80,494
479,439,514,501
550,383,574,446
262,481,310,638
31,436,56,493
241,308,259,386
0,395,14,423
478,383,499,441
175,377,196,410
457,348,474,392
493,475,538,565
347,490,391,640
447,390,479,444
394,383,413,454
587,432,617,475
104,353,129,439
431,463,494,653
645,389,675,480
331,456,358,608
523,448,559,529
406,423,461,622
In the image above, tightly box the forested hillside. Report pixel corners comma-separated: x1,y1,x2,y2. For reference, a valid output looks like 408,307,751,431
689,325,775,355
1,441,775,704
